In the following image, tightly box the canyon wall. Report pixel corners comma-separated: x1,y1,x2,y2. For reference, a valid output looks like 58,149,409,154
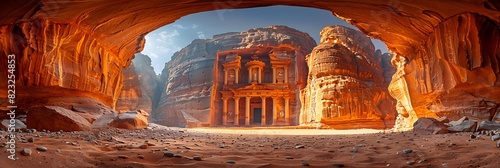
389,13,500,130
300,25,397,129
115,53,158,114
153,26,316,127
0,20,131,109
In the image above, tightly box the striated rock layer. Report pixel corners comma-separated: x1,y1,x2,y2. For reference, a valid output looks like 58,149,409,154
300,25,397,129
115,53,158,114
0,0,498,130
153,26,316,127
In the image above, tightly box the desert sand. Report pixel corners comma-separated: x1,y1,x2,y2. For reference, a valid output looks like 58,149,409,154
1,125,499,168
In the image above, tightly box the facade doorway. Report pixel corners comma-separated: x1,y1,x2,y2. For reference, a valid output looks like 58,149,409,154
253,108,262,123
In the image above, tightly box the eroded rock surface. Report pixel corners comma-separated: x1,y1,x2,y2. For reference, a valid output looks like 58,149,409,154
300,25,397,129
153,26,315,127
116,53,158,114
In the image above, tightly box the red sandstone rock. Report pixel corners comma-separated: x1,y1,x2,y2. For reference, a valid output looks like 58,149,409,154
27,106,92,131
300,25,397,129
389,13,500,131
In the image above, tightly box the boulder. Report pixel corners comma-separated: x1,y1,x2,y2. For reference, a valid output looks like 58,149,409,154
92,113,118,128
436,116,450,123
447,120,477,132
27,106,92,131
413,118,448,134
109,111,148,130
477,121,500,131
446,116,469,127
1,119,26,131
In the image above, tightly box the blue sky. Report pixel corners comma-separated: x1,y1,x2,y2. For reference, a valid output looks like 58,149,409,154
141,5,389,74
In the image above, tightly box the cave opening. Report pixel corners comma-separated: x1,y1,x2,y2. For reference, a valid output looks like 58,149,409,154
120,5,398,129
0,0,498,133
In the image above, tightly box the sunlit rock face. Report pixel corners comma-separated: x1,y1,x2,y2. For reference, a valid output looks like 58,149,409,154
115,53,158,114
153,26,316,127
390,13,500,131
300,25,397,129
0,20,129,110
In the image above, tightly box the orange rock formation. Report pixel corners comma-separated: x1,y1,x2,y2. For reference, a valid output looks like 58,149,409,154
300,26,397,129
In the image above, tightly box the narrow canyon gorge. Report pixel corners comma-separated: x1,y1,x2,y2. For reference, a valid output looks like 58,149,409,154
0,0,499,131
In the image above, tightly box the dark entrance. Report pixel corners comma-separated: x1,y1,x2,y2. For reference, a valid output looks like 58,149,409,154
253,108,262,123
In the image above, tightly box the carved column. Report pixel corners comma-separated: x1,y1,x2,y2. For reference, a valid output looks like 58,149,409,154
222,97,228,125
272,96,278,125
261,96,267,125
248,68,252,83
284,67,288,83
245,96,251,125
284,96,290,125
234,97,240,125
235,69,239,84
258,67,262,83
224,69,228,85
272,67,276,84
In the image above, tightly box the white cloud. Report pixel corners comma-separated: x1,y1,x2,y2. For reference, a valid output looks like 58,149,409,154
197,31,206,39
172,24,189,29
149,53,159,58
157,30,179,42
172,24,199,29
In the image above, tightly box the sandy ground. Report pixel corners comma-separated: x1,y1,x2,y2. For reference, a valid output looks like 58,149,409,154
1,125,500,168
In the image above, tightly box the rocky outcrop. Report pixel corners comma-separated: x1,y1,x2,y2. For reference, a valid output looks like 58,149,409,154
0,1,498,130
153,26,316,127
300,25,397,129
115,53,158,114
389,13,500,131
27,106,92,131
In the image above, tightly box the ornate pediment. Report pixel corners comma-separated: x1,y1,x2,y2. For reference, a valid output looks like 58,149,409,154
234,82,271,91
269,52,291,66
222,55,241,69
244,59,265,69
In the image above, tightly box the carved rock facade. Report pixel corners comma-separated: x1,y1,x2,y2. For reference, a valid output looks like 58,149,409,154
300,26,397,129
153,26,315,127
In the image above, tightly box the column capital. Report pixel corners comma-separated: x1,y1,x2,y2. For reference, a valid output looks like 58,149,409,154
260,96,267,99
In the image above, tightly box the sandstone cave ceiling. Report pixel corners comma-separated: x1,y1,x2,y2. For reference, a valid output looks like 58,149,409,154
2,0,499,63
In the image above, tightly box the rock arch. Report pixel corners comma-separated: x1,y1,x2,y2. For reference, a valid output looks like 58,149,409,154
0,0,499,129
